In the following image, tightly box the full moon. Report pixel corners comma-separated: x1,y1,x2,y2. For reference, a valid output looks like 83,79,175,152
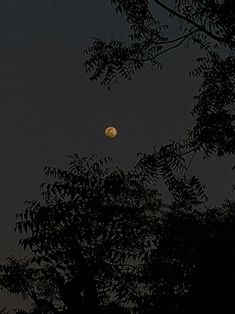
105,126,118,138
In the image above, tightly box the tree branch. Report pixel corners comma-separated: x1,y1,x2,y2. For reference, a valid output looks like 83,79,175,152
141,30,193,62
184,150,197,177
180,145,201,157
152,0,234,46
157,29,197,45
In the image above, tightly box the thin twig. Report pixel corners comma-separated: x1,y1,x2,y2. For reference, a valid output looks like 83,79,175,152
140,31,194,62
184,150,197,177
152,0,234,46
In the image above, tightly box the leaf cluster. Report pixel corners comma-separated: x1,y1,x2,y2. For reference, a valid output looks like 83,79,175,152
5,155,161,311
191,54,235,157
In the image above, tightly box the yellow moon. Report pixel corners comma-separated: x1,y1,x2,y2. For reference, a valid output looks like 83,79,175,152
105,126,117,138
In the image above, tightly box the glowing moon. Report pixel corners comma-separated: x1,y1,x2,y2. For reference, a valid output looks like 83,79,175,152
105,126,118,138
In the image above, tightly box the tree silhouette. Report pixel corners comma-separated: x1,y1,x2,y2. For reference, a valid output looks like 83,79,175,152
1,154,235,313
129,200,235,314
1,1,234,312
84,0,235,160
0,155,161,313
84,0,234,87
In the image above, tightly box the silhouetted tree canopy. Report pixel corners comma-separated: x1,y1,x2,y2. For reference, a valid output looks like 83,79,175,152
138,200,235,313
84,0,235,160
1,155,235,313
1,1,235,313
84,0,234,87
0,155,162,313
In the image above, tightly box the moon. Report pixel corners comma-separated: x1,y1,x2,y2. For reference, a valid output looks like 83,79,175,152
105,126,118,138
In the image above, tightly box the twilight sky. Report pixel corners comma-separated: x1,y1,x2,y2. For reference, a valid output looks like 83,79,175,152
0,0,234,308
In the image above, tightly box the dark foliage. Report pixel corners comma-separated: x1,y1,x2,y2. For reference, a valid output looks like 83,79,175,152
191,54,235,157
84,0,235,160
137,200,235,313
84,0,234,88
0,155,161,313
1,1,235,313
1,155,235,313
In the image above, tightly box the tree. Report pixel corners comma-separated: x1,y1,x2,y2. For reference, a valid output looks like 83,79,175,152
1,153,235,313
2,154,235,313
83,3,235,311
0,155,162,313
84,0,234,87
84,0,235,160
1,1,234,312
132,200,235,313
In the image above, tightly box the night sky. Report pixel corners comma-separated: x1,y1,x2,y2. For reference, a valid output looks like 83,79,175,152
0,0,234,308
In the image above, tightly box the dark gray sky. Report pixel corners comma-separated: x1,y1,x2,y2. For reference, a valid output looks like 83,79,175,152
0,0,234,308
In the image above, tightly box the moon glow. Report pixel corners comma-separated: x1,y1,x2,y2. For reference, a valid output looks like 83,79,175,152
105,126,118,138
